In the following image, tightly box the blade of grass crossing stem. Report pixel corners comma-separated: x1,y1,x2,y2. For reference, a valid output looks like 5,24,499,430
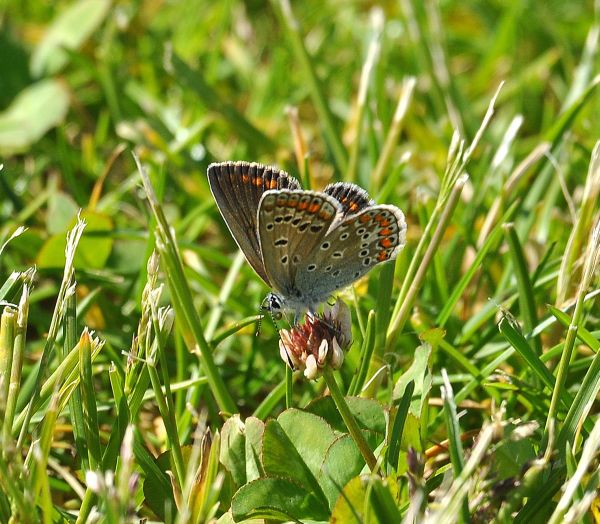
388,380,414,470
17,218,86,449
253,377,288,420
273,0,347,174
503,223,542,354
441,369,470,523
210,315,262,347
205,251,245,341
348,310,375,397
436,201,518,326
64,293,88,471
135,153,236,414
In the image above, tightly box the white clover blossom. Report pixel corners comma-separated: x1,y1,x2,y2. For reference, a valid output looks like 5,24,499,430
278,299,352,379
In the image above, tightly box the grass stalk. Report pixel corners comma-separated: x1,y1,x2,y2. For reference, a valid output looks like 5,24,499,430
79,329,102,469
2,285,29,444
386,174,468,350
370,77,416,193
323,368,377,472
545,218,600,440
0,307,17,415
441,369,469,523
556,140,600,304
503,223,541,354
64,292,88,471
17,218,86,449
346,9,383,183
135,153,237,414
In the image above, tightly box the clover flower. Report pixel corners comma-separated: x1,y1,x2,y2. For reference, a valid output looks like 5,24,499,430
278,299,352,380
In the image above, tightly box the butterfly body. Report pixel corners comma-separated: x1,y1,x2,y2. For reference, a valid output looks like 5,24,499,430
208,161,407,315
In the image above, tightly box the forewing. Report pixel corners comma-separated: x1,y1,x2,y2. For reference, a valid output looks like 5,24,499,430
257,189,343,295
294,204,407,297
208,161,300,285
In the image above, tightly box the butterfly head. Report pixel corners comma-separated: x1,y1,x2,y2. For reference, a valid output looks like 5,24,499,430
262,292,285,320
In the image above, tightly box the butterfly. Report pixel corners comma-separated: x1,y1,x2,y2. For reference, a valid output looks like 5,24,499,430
208,161,407,316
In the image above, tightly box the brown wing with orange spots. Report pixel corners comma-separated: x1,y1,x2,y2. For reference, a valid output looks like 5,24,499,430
324,182,374,216
294,204,407,300
208,162,300,285
257,189,343,296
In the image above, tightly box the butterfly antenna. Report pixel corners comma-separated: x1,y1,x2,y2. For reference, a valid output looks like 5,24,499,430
255,296,270,336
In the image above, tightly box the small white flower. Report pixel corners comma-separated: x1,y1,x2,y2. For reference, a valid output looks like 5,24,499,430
304,354,318,380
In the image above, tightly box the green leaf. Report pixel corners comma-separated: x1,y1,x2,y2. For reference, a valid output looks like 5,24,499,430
30,0,112,76
494,438,536,480
244,417,265,483
0,79,69,154
37,210,113,269
388,380,415,469
319,434,366,508
47,192,79,234
305,396,386,435
138,441,176,522
262,419,328,505
369,477,402,524
231,477,330,522
393,344,432,417
330,476,366,524
220,415,247,487
277,409,338,481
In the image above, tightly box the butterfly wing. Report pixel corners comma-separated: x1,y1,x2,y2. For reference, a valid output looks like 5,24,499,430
208,161,300,285
257,189,343,298
323,181,374,216
293,204,407,300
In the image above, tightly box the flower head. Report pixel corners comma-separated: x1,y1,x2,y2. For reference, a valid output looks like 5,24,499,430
279,299,352,380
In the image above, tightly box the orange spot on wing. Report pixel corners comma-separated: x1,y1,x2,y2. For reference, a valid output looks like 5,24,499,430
380,218,391,227
287,200,298,208
319,210,333,219
308,203,321,213
268,179,278,189
298,200,309,210
253,177,264,186
359,214,370,223
242,174,250,183
349,202,359,212
380,228,392,236
379,238,393,248
377,251,389,262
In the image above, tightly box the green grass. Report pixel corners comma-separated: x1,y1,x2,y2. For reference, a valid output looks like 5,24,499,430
1,1,600,522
